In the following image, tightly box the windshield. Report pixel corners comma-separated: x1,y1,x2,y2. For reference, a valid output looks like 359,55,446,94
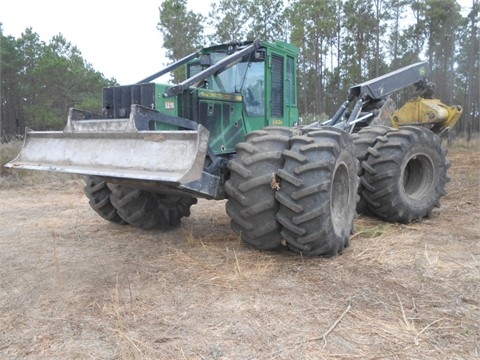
188,50,266,116
212,53,265,116
209,53,263,94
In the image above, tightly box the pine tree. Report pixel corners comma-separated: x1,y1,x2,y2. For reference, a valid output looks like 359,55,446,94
246,0,286,41
157,0,204,82
208,0,250,43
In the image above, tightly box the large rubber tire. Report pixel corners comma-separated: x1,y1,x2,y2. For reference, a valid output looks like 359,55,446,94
275,127,359,256
108,184,197,230
360,126,449,223
225,126,293,250
352,125,393,214
83,176,127,225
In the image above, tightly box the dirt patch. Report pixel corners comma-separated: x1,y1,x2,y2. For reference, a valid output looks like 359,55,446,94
0,142,479,359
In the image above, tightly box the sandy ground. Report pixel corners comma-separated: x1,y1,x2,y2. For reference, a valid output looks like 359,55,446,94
0,143,479,359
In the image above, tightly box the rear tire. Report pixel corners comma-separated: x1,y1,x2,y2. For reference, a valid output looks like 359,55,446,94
360,126,449,223
83,176,127,225
275,127,358,256
352,125,393,214
225,126,293,250
108,184,197,230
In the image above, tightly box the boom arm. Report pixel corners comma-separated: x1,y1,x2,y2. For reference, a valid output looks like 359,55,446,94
330,61,431,126
349,61,430,100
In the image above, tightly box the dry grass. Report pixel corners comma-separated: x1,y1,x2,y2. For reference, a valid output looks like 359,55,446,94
0,138,479,359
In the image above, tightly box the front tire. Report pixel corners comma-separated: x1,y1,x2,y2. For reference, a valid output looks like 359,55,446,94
360,126,449,223
225,126,293,250
108,184,197,229
275,127,359,256
83,176,127,225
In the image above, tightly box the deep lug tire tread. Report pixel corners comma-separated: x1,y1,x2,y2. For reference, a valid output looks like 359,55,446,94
352,125,395,214
108,184,197,230
361,126,449,223
225,127,293,250
276,127,359,256
83,176,127,225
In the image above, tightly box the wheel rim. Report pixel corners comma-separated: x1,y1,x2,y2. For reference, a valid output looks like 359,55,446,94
331,162,350,235
402,154,435,200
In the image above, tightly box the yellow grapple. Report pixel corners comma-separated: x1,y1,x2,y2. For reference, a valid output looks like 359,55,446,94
391,97,463,134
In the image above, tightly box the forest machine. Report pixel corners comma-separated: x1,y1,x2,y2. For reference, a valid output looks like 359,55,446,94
6,39,463,256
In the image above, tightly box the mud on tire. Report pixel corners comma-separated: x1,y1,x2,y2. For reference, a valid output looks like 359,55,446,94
83,176,127,225
225,126,293,250
360,126,449,223
275,127,359,256
108,184,197,230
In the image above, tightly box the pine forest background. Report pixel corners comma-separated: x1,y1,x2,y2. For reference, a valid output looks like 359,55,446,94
1,0,478,142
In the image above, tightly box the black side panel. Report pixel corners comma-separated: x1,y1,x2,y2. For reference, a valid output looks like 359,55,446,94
141,84,155,109
103,83,156,118
103,88,114,118
177,91,195,121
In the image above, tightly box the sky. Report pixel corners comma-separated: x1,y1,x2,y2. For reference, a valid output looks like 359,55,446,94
0,0,212,84
0,0,474,85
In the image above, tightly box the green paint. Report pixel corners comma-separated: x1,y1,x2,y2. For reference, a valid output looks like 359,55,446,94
150,41,300,154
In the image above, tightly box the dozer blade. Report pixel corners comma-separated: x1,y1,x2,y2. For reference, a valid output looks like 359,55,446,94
5,106,210,184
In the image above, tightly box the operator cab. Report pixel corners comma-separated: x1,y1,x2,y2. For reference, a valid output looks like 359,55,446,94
185,41,299,135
